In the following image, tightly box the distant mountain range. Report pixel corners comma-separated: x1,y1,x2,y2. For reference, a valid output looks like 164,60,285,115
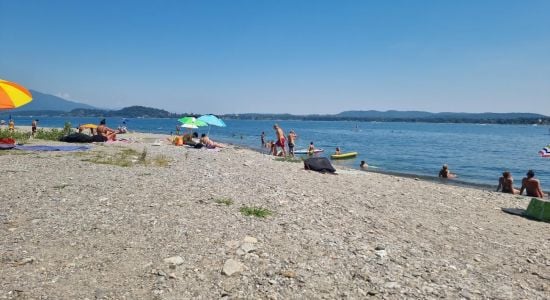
12,90,97,112
2,90,548,124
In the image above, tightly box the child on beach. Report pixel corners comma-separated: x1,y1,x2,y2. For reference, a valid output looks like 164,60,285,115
335,147,341,155
8,119,14,132
308,142,315,155
360,160,368,169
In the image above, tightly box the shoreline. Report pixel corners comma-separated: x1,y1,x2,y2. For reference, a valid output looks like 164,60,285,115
5,125,529,195
216,137,503,193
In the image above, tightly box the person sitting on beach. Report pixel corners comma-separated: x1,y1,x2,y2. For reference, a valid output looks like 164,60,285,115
496,171,518,194
520,170,545,198
307,142,315,155
97,119,117,141
117,125,128,133
438,164,456,178
360,160,368,169
335,147,341,155
200,133,224,149
273,124,287,157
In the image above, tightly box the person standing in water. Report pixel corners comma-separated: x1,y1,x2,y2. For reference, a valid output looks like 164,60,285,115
260,131,265,148
287,130,297,157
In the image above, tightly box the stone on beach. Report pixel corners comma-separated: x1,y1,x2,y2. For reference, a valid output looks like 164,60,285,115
222,259,244,276
163,256,184,266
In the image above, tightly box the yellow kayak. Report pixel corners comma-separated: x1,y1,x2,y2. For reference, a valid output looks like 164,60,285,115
80,123,98,129
330,152,358,159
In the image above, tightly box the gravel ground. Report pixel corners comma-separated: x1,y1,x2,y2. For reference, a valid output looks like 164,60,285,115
1,134,549,299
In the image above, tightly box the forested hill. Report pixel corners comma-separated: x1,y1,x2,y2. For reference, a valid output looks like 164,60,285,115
222,110,550,124
337,110,545,120
66,106,184,118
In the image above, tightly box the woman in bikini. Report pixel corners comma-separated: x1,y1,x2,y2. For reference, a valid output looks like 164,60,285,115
200,133,224,149
97,119,117,141
496,171,519,194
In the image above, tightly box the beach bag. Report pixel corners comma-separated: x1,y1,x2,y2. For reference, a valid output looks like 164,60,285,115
304,157,336,173
91,135,108,142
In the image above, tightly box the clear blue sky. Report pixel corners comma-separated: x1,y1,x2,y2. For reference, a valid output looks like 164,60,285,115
1,0,549,115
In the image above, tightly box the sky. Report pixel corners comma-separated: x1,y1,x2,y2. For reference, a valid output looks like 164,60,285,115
1,0,549,115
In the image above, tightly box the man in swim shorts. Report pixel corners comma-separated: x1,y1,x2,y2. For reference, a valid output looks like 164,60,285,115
287,129,297,157
273,124,286,156
520,170,545,198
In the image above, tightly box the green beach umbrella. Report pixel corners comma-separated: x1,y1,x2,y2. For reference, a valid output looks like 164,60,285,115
178,116,208,128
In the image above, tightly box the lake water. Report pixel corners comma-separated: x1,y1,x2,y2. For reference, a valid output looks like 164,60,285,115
5,116,550,191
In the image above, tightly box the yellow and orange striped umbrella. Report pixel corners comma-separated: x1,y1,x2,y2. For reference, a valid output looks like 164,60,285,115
0,79,33,110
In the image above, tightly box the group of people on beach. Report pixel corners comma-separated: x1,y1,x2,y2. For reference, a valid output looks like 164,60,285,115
440,164,546,198
496,169,545,198
0,119,38,135
172,126,224,149
262,124,314,157
0,119,18,132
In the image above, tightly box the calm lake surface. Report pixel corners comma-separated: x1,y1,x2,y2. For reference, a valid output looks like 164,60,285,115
7,116,550,191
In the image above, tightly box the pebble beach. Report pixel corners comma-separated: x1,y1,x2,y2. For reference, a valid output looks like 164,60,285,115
1,131,549,299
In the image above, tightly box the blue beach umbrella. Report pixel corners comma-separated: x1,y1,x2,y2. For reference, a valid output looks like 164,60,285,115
198,114,226,127
198,114,227,134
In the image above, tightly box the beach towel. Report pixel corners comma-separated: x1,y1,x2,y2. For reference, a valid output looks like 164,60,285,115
15,145,91,151
304,157,336,173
